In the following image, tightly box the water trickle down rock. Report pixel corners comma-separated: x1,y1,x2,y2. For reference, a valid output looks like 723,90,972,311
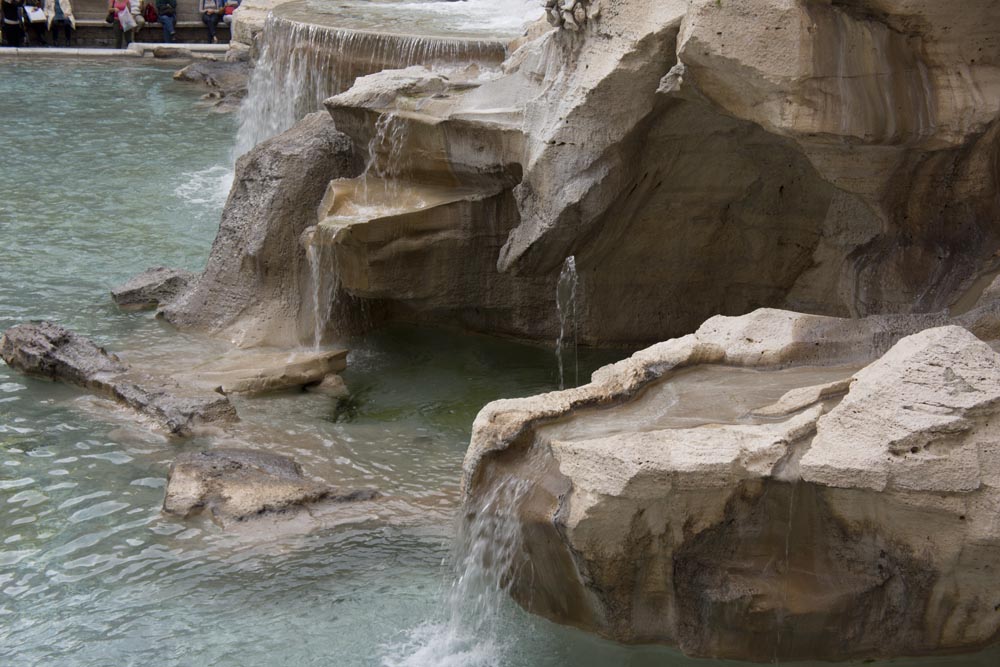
555,255,578,390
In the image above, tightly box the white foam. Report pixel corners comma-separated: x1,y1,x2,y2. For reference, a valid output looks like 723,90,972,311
174,165,234,207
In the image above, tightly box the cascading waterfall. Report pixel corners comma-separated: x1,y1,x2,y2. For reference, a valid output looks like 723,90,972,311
233,10,508,159
556,256,579,390
383,476,531,666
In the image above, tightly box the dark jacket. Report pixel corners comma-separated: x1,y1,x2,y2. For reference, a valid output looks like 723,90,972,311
155,0,174,16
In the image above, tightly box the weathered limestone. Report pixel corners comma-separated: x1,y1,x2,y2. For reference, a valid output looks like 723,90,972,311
230,0,290,47
0,322,237,435
173,60,250,112
163,448,377,525
179,347,347,394
111,267,195,311
300,0,1000,346
161,112,363,347
462,307,1000,661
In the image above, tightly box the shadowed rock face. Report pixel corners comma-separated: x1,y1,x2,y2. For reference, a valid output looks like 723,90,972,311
0,322,238,436
462,308,1000,661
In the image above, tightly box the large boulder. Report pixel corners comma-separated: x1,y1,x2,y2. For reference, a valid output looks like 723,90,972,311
462,310,1000,661
161,112,363,347
0,321,237,436
163,448,378,525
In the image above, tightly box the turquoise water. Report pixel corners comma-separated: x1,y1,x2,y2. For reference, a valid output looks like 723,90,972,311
2,60,999,667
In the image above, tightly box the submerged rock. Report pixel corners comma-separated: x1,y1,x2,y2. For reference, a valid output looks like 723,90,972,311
463,309,1000,661
163,448,378,525
0,322,237,436
111,267,195,311
173,60,251,112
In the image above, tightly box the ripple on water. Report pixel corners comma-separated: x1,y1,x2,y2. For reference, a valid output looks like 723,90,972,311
0,478,34,491
68,501,130,524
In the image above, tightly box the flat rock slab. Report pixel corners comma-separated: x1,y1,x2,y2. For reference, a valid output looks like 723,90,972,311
179,348,348,394
163,448,378,525
0,321,237,436
111,266,196,311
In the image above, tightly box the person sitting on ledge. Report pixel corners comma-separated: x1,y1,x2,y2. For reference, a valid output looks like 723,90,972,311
221,0,237,26
155,0,175,42
23,0,47,45
199,0,221,43
44,0,74,47
1,0,26,47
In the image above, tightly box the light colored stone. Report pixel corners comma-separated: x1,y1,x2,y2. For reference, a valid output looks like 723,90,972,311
111,267,195,311
462,309,1000,660
163,448,377,525
179,348,348,394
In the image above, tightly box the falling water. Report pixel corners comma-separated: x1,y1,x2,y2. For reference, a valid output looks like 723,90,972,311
304,227,340,348
233,9,508,159
361,112,411,205
382,476,531,666
556,256,579,390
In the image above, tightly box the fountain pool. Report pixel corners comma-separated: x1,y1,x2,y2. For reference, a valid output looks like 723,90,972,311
3,58,1000,667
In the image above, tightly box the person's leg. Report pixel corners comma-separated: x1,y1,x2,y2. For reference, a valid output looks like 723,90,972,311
123,24,132,47
113,22,122,49
161,14,174,42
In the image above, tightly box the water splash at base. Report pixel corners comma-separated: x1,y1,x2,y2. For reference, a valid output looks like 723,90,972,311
381,477,531,667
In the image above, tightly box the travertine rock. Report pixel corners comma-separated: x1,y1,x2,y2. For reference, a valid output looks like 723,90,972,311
0,322,237,435
173,60,250,112
111,267,195,311
462,309,1000,661
161,112,363,347
163,448,377,525
312,0,1000,346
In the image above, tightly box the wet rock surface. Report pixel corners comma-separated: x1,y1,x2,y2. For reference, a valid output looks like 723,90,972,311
0,322,237,436
173,60,251,112
179,347,348,394
463,307,1000,661
163,448,378,525
161,112,363,347
111,267,195,311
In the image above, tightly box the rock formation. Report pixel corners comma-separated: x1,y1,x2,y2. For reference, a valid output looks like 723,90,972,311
161,111,363,347
252,0,993,347
163,448,378,525
173,60,250,113
136,0,1000,659
0,322,237,436
111,266,195,311
462,307,1000,661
